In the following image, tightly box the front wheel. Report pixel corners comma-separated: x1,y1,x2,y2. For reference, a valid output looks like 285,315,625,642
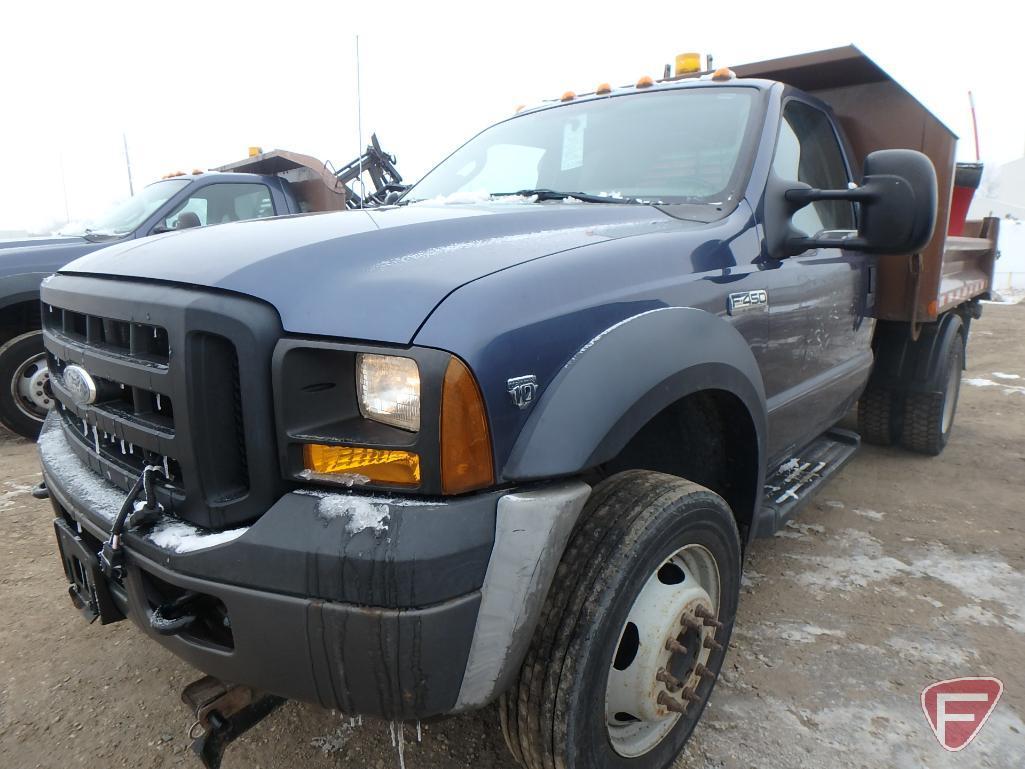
0,330,52,440
501,470,741,769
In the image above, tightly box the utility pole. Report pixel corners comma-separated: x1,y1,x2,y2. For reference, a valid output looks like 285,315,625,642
123,133,135,196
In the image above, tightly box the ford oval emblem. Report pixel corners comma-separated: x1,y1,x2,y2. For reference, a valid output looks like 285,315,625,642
63,364,98,407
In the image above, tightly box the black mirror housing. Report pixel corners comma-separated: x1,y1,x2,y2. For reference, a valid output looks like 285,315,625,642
766,149,938,259
856,149,938,254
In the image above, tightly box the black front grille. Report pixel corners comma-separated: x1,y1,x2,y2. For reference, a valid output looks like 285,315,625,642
41,275,285,529
48,354,175,434
44,303,170,366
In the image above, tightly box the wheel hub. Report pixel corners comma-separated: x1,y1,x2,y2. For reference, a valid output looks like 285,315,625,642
605,545,724,757
12,352,52,420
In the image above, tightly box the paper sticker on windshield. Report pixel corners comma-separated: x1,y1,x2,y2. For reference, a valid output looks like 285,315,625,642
561,116,587,171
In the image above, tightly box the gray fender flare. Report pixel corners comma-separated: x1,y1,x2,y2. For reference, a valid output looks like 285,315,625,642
504,307,768,480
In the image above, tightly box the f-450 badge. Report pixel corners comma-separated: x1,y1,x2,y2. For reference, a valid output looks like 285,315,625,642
727,290,768,315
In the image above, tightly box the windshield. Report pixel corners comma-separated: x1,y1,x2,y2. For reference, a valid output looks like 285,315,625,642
63,179,190,238
405,87,759,205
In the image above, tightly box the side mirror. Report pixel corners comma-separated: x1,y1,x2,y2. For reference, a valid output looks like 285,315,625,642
766,149,938,259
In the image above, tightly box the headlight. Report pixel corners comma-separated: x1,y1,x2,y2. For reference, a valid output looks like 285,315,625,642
356,353,421,432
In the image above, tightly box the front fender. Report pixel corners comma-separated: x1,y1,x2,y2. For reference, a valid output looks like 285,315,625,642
0,272,51,312
504,307,767,480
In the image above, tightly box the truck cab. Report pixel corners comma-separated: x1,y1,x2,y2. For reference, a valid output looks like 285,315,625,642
35,47,996,769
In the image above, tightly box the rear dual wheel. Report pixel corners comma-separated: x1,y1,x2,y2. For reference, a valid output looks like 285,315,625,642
857,332,964,456
501,470,740,769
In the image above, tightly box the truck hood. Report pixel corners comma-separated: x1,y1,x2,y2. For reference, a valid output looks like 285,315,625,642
0,235,87,249
61,203,692,343
0,237,107,279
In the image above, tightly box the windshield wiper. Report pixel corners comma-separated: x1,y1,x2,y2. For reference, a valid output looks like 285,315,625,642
82,228,111,241
493,189,646,204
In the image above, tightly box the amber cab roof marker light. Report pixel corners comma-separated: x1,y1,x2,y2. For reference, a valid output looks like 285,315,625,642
595,82,612,95
675,52,702,76
560,91,576,102
636,75,654,88
440,356,494,495
711,67,736,81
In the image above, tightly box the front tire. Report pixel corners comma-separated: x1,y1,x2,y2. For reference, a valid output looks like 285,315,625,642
501,470,741,769
0,330,51,440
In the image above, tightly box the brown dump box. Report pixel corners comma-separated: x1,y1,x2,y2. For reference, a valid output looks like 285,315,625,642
216,149,350,213
729,46,999,323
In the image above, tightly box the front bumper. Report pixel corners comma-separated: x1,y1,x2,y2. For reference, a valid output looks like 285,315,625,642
39,413,589,718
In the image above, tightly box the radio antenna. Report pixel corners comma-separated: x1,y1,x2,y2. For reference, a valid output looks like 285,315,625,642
968,90,980,162
355,35,366,208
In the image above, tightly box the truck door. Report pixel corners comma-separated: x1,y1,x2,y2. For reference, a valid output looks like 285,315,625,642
763,99,872,460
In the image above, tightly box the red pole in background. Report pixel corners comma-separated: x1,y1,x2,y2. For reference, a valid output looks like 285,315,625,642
968,90,981,162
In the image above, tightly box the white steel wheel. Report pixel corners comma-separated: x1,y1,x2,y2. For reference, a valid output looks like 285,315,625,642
605,544,722,757
501,470,741,769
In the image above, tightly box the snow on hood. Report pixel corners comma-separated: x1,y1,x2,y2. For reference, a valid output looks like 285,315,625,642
58,203,686,344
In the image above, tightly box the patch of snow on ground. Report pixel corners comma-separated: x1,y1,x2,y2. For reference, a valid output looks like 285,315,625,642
785,528,1025,633
853,508,885,520
311,723,357,754
911,544,1025,634
824,500,845,509
952,604,1001,626
1,481,33,510
964,377,1025,395
769,622,846,644
147,520,247,553
787,529,909,592
993,372,1021,380
884,636,977,666
685,690,1024,769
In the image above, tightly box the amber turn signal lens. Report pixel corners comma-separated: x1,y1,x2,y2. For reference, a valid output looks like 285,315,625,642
303,444,420,487
441,357,494,495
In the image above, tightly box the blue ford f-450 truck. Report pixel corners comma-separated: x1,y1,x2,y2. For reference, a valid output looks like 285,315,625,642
35,47,998,769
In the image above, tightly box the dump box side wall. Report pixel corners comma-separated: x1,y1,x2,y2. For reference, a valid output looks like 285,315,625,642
727,45,994,323
812,80,956,322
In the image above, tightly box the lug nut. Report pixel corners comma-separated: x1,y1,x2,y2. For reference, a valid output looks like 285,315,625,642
656,669,683,691
680,686,701,704
703,636,723,651
665,639,688,655
681,615,703,632
657,691,687,714
694,663,716,681
693,606,715,620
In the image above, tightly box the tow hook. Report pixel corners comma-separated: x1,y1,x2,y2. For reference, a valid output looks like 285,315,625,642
150,591,202,636
181,675,286,769
31,481,50,500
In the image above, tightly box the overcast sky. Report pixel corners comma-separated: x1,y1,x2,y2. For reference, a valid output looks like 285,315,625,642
2,0,1021,233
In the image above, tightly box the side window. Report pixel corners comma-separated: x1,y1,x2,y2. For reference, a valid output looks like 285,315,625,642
772,101,855,236
162,183,275,231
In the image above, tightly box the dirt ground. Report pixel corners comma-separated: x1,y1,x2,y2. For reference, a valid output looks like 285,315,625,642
1,303,1023,769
